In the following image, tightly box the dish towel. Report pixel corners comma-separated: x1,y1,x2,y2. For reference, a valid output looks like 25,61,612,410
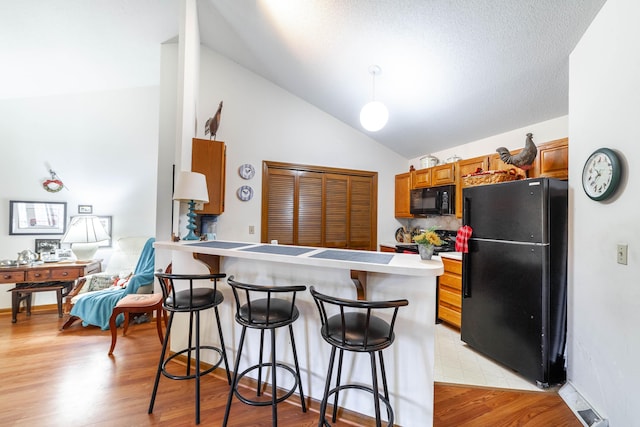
455,225,473,253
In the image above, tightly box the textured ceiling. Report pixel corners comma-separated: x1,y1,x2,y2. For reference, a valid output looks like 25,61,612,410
198,0,606,157
1,0,606,158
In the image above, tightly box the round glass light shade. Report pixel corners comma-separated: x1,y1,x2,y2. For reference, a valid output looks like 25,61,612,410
360,101,389,132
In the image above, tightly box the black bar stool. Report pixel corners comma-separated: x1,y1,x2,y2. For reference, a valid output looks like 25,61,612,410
309,286,408,427
148,272,231,425
223,275,307,427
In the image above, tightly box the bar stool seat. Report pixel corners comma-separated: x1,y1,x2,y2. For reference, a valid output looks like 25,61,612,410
223,275,307,427
310,287,408,427
148,272,230,425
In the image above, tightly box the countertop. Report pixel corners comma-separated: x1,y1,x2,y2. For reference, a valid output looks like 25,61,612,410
155,240,444,277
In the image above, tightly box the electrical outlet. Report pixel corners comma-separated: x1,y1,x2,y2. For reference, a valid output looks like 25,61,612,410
249,225,255,234
617,244,628,265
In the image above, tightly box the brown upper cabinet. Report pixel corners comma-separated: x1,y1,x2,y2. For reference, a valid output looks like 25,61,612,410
431,163,456,186
394,172,413,218
529,138,569,180
192,138,226,215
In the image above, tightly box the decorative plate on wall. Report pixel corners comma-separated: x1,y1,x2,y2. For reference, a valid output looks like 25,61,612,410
237,185,253,201
239,163,255,180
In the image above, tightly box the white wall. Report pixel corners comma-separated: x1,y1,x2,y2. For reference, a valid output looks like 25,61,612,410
568,0,639,424
191,46,408,245
0,87,160,308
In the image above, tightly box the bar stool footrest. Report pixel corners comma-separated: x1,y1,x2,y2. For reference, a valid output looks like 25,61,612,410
321,384,394,427
161,345,224,381
234,362,301,407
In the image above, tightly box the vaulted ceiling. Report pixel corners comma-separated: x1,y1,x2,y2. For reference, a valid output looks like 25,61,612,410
1,0,606,158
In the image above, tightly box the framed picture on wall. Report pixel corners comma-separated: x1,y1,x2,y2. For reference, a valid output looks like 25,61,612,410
9,201,67,235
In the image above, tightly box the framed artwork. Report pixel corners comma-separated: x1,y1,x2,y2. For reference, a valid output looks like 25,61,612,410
34,238,61,255
9,201,67,235
78,205,93,214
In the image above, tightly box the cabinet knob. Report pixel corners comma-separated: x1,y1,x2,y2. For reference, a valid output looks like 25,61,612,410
34,273,41,277
62,272,68,276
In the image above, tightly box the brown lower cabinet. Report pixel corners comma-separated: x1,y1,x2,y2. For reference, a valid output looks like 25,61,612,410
438,257,462,328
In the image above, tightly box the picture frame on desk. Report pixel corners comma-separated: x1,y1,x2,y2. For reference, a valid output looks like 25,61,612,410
35,238,61,255
9,200,67,235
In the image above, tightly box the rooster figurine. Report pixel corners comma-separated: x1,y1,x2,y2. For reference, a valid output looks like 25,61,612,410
496,132,537,170
205,101,223,140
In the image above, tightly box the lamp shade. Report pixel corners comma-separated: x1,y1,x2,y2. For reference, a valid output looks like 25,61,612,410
61,216,110,244
173,171,209,203
360,101,389,132
61,216,110,261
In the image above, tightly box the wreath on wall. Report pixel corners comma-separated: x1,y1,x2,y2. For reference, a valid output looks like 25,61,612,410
42,169,65,192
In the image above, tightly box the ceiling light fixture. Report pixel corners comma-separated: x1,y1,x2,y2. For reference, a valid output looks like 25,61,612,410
360,65,388,132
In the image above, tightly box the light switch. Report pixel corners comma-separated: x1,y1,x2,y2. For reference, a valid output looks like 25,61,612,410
617,244,628,265
249,225,255,234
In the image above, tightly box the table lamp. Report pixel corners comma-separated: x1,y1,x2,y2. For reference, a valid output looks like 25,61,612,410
61,216,110,261
173,171,209,240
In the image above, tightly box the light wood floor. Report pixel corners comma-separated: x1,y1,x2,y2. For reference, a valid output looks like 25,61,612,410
0,307,581,426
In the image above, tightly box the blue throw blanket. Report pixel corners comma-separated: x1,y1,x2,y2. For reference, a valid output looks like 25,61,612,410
70,237,156,330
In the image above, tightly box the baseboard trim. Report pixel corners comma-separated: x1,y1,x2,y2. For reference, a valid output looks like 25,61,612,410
559,382,608,427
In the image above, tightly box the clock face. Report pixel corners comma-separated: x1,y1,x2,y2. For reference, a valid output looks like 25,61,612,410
582,148,621,201
237,185,253,201
239,163,255,180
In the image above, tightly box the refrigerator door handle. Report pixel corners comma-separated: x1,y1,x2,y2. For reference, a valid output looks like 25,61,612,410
463,196,470,226
462,251,470,298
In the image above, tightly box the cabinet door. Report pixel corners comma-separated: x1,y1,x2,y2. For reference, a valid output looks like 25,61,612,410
412,168,431,188
488,152,528,178
394,172,413,218
192,138,226,214
529,138,568,180
432,163,455,186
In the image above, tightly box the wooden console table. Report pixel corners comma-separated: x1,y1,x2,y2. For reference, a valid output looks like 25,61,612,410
1,260,101,323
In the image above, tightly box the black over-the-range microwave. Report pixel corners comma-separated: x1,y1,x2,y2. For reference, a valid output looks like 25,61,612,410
410,184,455,216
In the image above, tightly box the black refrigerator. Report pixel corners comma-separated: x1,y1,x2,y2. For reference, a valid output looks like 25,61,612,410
461,177,568,387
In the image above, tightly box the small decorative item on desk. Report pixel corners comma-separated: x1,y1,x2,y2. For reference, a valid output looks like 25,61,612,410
413,227,443,260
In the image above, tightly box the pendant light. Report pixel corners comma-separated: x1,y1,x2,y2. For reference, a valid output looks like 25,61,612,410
360,65,388,132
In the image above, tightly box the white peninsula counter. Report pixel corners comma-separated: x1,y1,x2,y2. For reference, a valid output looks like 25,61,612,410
154,240,443,426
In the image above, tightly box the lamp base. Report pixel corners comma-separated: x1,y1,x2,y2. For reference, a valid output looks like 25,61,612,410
182,200,200,241
71,242,99,261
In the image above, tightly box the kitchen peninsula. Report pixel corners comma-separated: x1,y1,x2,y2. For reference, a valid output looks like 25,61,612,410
154,240,444,426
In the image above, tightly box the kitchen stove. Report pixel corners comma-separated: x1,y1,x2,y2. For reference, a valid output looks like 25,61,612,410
395,229,457,254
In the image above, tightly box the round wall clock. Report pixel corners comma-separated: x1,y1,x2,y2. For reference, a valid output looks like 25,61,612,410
237,185,254,201
581,148,622,201
239,163,255,180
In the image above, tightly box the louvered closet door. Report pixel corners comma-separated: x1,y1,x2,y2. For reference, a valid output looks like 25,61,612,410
325,174,348,248
265,169,295,245
350,176,375,250
262,161,378,250
297,171,323,246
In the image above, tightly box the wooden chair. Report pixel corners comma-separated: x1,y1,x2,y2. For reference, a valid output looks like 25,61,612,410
107,264,171,355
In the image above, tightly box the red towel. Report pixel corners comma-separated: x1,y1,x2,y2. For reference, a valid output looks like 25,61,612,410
455,225,473,253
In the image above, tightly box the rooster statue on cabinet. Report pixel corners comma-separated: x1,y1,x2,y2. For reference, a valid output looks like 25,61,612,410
495,133,537,170
205,101,223,140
